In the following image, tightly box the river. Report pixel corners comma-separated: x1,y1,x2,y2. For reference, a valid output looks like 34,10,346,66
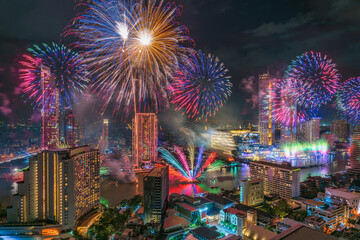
0,152,348,207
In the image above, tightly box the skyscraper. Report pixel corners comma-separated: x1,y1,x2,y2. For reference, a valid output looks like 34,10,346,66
100,119,109,152
7,146,100,230
64,110,80,147
250,161,300,199
258,71,275,146
302,117,321,143
143,166,169,223
349,129,360,175
132,113,158,169
41,65,60,149
331,120,349,141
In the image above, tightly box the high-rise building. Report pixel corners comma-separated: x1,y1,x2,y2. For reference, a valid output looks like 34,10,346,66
258,71,275,146
7,146,100,230
64,110,80,147
100,119,109,152
239,179,264,206
349,129,360,175
304,118,321,143
331,120,349,141
132,113,158,169
41,65,60,149
143,166,169,223
250,161,300,199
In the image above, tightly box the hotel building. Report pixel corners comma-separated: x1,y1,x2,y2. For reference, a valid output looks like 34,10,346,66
250,161,300,199
7,146,100,230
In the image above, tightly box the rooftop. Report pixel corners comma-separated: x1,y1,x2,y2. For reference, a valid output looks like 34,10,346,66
243,224,277,240
206,194,234,206
277,218,304,227
234,203,275,219
326,188,360,200
251,160,300,171
192,226,221,240
223,207,242,215
147,166,167,177
272,224,338,240
176,202,197,212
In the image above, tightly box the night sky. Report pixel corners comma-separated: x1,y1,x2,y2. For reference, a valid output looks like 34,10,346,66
1,0,360,124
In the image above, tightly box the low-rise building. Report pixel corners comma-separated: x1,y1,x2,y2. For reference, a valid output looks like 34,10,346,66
192,226,221,240
233,203,276,228
299,198,349,230
325,188,360,214
239,178,264,206
272,224,338,240
219,207,246,236
205,194,235,210
276,218,305,233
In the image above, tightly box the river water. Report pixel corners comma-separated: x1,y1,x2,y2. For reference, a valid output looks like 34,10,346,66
0,152,348,207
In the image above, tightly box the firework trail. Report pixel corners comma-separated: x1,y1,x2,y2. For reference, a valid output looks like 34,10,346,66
19,43,88,110
286,51,340,108
71,0,192,116
171,50,232,121
337,77,360,126
158,144,221,182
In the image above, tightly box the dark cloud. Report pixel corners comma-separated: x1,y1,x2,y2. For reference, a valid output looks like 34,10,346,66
246,12,314,37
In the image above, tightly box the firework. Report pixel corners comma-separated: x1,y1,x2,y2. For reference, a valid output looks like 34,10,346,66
19,43,88,109
337,77,360,126
158,144,220,182
282,139,329,158
272,79,318,127
71,0,191,115
286,51,340,108
171,50,232,121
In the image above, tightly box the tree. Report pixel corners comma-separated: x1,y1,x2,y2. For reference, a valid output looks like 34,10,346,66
290,210,307,222
273,199,292,219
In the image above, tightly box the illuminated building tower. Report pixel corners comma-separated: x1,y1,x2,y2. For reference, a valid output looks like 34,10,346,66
132,113,158,169
331,119,349,141
100,119,109,152
258,71,275,146
250,161,300,199
41,65,60,149
303,117,321,143
7,146,100,230
349,128,360,175
64,110,80,147
143,166,169,223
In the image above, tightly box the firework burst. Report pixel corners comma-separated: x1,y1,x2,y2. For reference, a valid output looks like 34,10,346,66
286,51,340,108
272,78,318,127
171,50,232,121
337,77,360,126
158,144,220,182
19,43,88,110
71,0,191,116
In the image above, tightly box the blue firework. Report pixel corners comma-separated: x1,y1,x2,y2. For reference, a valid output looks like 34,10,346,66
19,43,88,110
286,51,340,108
171,50,232,121
337,77,360,126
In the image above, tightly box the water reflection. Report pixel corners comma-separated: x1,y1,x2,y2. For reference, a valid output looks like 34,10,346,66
0,153,349,207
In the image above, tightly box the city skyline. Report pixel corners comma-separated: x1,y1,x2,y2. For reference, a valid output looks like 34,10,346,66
1,0,360,239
